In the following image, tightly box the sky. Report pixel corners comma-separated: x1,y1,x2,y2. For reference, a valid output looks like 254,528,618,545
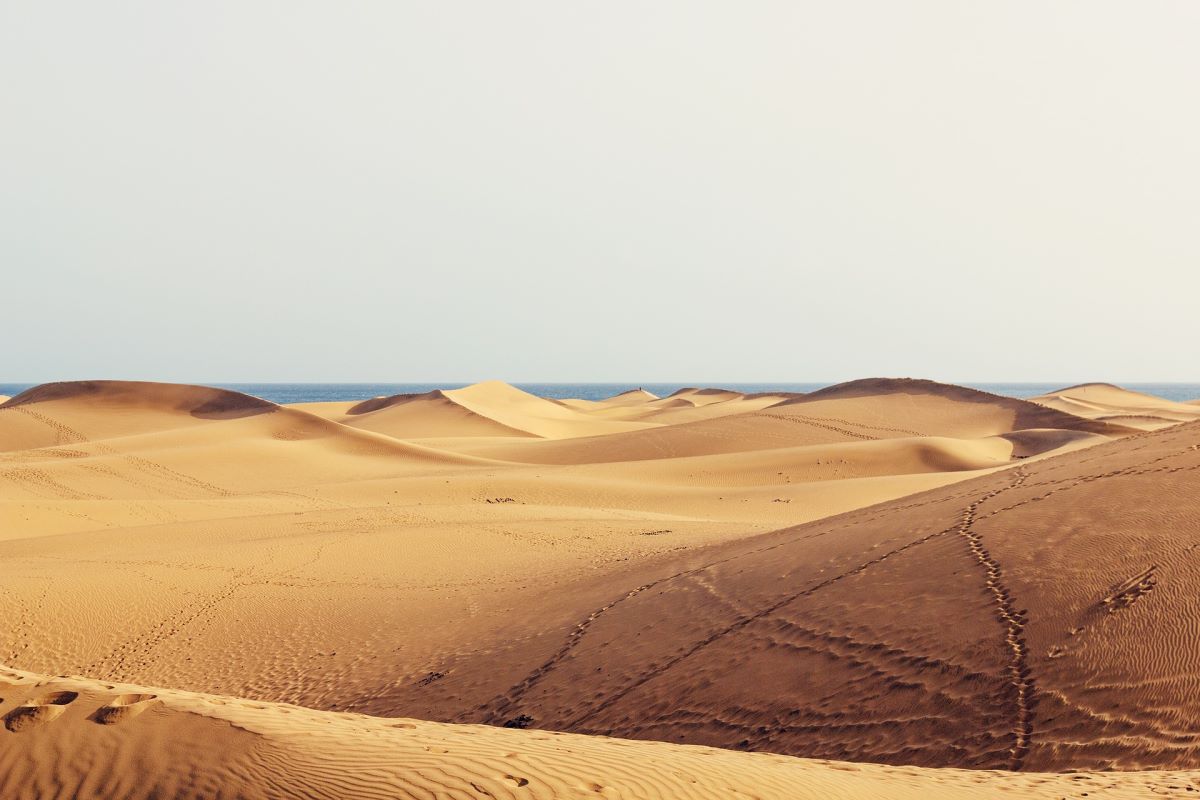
2,2,1198,383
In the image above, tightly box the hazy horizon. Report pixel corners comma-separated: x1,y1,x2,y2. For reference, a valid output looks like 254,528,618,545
5,378,1200,388
4,2,1198,383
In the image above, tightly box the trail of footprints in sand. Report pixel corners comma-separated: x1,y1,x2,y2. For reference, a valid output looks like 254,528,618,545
471,490,945,724
479,468,1031,729
85,525,366,681
3,580,51,664
952,468,1034,771
477,441,1200,760
559,467,1039,733
0,682,158,732
761,414,877,441
769,413,923,438
1,406,232,500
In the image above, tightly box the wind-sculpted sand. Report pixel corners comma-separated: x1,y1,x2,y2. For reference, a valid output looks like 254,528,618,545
0,666,1194,800
1,378,1197,797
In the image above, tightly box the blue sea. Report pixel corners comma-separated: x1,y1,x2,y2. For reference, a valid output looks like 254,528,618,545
2,382,1199,404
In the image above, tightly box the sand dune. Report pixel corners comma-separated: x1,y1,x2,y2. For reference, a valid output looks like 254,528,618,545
769,378,1129,439
1,666,1192,800
438,381,658,438
0,380,278,451
379,418,1200,772
300,381,660,440
340,390,538,438
597,387,659,406
669,387,747,405
2,378,1197,796
445,379,1120,465
1032,383,1200,431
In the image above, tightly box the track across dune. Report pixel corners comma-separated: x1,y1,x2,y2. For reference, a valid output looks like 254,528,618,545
377,419,1200,772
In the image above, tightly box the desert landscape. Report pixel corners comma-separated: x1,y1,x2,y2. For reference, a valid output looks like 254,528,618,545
6,0,1196,794
3,378,1200,798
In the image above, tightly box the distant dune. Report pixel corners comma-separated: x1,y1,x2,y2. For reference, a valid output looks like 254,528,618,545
1032,382,1200,430
1,378,1197,797
770,378,1132,438
342,389,538,438
0,380,277,450
597,387,660,406
298,381,658,440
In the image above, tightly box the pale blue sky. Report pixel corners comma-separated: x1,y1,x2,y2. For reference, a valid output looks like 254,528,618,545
2,2,1197,382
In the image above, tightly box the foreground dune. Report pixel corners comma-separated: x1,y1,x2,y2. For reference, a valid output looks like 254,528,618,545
1,666,1194,800
364,415,1200,771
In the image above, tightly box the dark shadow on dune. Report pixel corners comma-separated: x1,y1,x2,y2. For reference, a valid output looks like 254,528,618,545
998,428,1098,458
0,380,278,420
665,387,807,403
1,381,112,407
743,391,807,401
666,387,734,398
345,392,431,415
190,392,278,420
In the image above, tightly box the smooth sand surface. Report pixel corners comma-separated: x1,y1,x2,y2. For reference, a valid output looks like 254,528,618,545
1032,383,1200,430
1,378,1196,797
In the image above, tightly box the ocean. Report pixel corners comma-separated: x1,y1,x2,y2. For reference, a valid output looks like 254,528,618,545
2,382,1199,404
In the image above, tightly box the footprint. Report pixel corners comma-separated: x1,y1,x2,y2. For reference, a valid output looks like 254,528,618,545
91,693,158,725
4,690,78,732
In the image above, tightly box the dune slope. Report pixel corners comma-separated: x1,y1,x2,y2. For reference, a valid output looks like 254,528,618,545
374,420,1200,772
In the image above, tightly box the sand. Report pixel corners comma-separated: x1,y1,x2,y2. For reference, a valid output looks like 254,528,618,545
2,666,1196,800
1,378,1197,797
1032,383,1200,431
